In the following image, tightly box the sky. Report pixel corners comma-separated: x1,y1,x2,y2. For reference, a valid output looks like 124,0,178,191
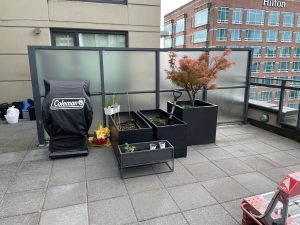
161,0,192,28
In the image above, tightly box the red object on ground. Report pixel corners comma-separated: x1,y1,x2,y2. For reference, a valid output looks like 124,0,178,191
241,172,300,225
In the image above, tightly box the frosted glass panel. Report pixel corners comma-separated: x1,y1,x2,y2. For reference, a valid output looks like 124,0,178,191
105,94,155,112
103,51,156,93
160,51,205,90
209,51,249,87
207,88,245,123
160,91,203,111
36,50,101,96
89,95,103,132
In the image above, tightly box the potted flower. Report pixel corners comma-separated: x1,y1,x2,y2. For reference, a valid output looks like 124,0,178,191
165,49,234,145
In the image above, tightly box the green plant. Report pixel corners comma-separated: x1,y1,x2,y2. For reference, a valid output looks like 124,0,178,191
124,142,136,153
105,96,118,108
149,117,167,126
165,49,234,106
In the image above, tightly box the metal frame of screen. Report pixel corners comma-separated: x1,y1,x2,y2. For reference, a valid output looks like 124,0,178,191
28,46,252,145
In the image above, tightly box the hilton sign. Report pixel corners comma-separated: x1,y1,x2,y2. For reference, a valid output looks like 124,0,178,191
263,0,286,8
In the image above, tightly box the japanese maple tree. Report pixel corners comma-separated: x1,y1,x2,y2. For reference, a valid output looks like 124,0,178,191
165,49,234,106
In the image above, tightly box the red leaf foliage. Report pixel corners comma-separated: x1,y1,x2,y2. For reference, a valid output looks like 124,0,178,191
165,49,234,106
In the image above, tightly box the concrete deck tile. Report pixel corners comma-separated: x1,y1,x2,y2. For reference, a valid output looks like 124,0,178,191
0,213,40,225
40,204,88,225
43,182,87,210
222,199,243,224
242,141,279,154
130,189,179,221
168,182,217,211
23,148,49,161
287,164,300,172
177,150,208,165
140,213,188,225
49,166,85,186
0,189,44,217
157,166,196,188
262,152,300,167
212,158,255,176
87,177,127,202
89,196,137,225
232,172,277,195
185,161,227,182
86,162,119,180
239,155,280,171
125,175,163,194
260,167,292,183
0,151,26,166
183,204,239,225
196,147,234,161
202,177,251,203
17,160,52,175
221,144,257,157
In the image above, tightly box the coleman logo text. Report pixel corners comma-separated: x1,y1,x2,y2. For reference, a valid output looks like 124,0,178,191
50,98,85,110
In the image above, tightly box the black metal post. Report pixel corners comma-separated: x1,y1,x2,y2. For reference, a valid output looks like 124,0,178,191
296,103,300,131
155,50,160,109
277,80,286,124
202,86,207,101
99,49,106,126
28,46,45,145
243,49,253,124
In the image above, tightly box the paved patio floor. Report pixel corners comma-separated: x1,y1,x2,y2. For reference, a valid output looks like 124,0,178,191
0,121,300,225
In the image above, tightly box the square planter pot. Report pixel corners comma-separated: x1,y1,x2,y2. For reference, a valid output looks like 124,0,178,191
138,109,187,158
117,140,174,178
167,100,218,145
109,111,153,163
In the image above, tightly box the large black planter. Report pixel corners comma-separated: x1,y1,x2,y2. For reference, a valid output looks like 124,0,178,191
109,111,153,162
138,109,187,158
167,100,218,145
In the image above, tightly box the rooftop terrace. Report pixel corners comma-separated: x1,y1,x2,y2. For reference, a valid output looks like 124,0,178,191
0,120,300,225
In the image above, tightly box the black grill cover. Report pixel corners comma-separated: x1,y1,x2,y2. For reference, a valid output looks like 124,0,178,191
42,80,93,154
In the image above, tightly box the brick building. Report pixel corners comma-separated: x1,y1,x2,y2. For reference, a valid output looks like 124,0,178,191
164,0,300,108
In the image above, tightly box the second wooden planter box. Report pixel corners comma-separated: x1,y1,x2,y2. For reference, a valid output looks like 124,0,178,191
138,109,187,158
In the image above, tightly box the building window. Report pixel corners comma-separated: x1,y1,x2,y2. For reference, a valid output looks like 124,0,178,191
266,30,278,42
164,23,173,35
231,29,241,41
260,91,272,101
288,90,300,100
249,46,262,57
274,91,281,100
264,62,275,73
296,32,300,43
262,77,273,85
251,62,260,73
283,12,294,27
194,30,207,43
279,47,291,57
246,9,265,25
295,47,300,57
278,62,289,72
245,30,263,42
164,39,172,48
216,45,226,48
251,77,259,83
194,8,208,27
265,46,277,58
216,29,227,41
292,62,300,72
268,11,280,26
175,35,185,46
232,8,243,24
218,7,229,23
175,18,185,33
287,104,299,109
291,76,300,86
298,14,300,27
281,31,292,42
276,76,288,85
249,92,257,100
51,29,127,47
